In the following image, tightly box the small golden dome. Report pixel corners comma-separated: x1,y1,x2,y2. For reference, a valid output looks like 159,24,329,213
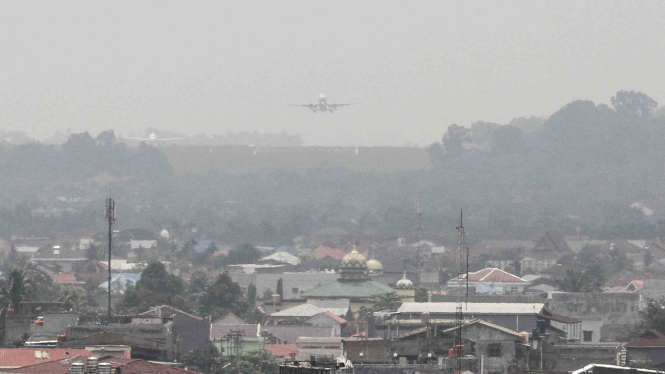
342,245,366,268
366,259,383,271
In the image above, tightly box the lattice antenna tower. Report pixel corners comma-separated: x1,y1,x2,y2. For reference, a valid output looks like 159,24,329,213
453,208,469,373
104,197,116,318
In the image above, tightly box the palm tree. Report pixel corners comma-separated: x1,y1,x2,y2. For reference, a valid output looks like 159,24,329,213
0,269,29,312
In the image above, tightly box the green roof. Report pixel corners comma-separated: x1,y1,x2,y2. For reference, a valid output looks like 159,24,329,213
302,279,393,299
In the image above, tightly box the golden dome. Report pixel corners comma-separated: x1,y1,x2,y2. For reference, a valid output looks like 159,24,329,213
366,259,383,271
342,245,366,268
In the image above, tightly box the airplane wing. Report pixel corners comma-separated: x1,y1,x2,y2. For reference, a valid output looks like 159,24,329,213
155,137,185,141
288,104,315,107
329,103,356,108
124,137,149,141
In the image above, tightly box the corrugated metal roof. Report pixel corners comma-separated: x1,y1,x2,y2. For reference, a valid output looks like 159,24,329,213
443,319,522,337
0,349,91,368
302,279,393,298
397,302,545,315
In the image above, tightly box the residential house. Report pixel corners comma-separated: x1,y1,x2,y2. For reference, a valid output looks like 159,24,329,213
267,304,346,325
521,230,573,273
394,302,572,341
626,330,665,367
261,252,300,266
261,326,336,345
309,246,347,261
295,337,343,362
229,271,339,309
63,315,176,361
139,305,210,356
390,319,529,372
49,273,85,290
342,337,388,363
97,273,142,292
447,268,530,294
547,292,641,342
209,313,260,357
0,348,92,370
306,312,347,337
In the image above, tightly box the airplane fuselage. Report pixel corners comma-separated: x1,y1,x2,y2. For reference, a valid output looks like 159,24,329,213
311,97,334,113
291,93,352,113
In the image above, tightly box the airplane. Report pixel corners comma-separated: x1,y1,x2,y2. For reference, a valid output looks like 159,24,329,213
289,94,355,113
123,132,185,142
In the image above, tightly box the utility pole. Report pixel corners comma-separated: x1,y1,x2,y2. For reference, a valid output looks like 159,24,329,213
105,198,115,318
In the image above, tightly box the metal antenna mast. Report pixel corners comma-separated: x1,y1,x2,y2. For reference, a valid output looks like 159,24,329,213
105,198,115,318
453,208,469,373
415,199,423,286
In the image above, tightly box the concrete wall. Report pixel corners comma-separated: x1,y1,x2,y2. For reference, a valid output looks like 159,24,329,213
352,360,477,374
431,294,545,303
30,313,80,341
4,317,33,345
544,344,620,372
628,347,665,366
307,314,342,336
343,339,388,362
230,272,339,301
547,293,640,341
296,337,343,361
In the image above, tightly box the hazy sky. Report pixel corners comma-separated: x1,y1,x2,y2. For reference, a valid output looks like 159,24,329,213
2,1,665,146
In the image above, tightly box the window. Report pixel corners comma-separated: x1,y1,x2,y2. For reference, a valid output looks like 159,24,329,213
488,343,502,357
583,331,593,342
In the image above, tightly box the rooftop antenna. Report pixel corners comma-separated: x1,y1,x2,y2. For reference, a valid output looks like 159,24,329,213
415,199,423,287
105,197,116,319
453,208,469,373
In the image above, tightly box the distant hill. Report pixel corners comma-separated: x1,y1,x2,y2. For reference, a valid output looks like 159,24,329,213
160,146,430,174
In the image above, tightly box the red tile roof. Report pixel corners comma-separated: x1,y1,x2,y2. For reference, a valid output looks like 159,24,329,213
323,311,347,324
311,246,347,260
626,330,665,348
50,274,83,284
6,356,194,374
263,344,296,358
0,349,91,368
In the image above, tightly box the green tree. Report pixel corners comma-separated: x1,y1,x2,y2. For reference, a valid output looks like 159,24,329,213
199,272,245,319
227,243,261,265
370,292,402,312
275,278,283,301
120,262,184,312
442,124,471,156
556,269,602,293
218,349,278,374
644,249,654,271
638,298,665,333
490,125,527,154
610,248,633,273
611,90,658,117
182,348,218,373
247,284,257,307
414,288,428,302
0,269,29,311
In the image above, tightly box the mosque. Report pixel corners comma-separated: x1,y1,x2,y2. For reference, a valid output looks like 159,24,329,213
302,246,415,313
